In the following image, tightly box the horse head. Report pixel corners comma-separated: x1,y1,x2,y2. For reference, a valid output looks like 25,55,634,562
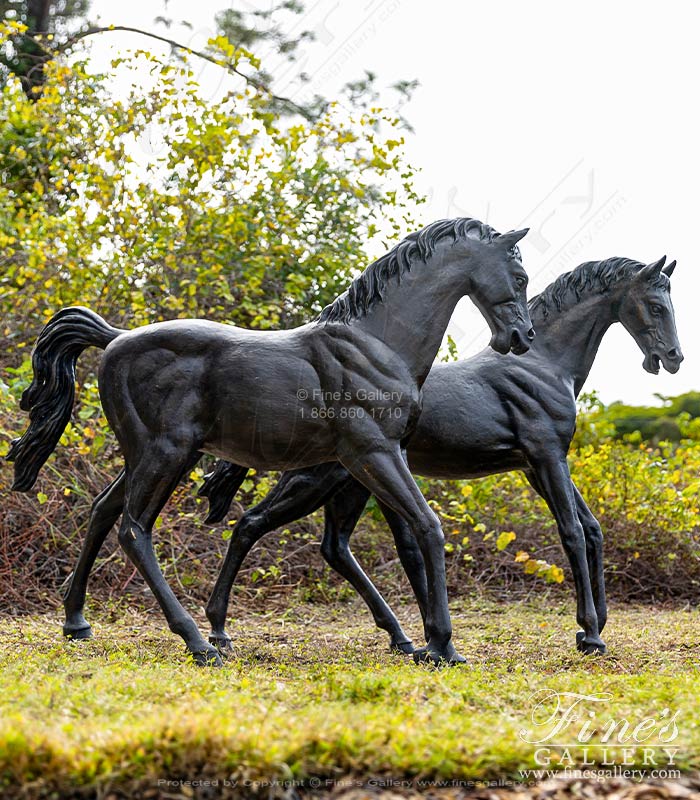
618,256,683,374
456,226,535,355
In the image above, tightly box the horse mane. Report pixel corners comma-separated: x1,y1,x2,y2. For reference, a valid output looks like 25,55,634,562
529,256,670,322
317,217,510,325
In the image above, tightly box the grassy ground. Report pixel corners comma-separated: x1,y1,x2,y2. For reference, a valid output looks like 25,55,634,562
0,597,698,798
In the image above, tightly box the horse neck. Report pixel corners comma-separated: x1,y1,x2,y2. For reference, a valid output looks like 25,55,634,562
357,253,467,386
530,290,616,397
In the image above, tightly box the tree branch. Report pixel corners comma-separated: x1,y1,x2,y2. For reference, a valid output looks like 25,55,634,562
21,24,318,120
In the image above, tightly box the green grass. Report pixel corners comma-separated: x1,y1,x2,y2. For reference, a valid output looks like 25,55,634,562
0,598,698,797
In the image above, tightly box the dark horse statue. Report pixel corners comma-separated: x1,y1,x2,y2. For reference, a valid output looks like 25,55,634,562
7,217,535,666
184,254,680,656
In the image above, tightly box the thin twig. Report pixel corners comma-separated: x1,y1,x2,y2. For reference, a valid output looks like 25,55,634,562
18,26,317,121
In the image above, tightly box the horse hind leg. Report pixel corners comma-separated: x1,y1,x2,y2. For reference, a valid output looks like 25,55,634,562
321,486,415,654
206,463,351,654
118,440,222,667
63,470,126,640
62,450,202,642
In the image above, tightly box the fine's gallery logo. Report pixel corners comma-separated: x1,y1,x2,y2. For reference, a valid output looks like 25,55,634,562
520,691,680,768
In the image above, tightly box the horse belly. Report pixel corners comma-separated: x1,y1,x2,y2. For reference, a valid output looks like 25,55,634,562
406,398,524,479
201,373,338,470
195,328,421,467
409,445,526,480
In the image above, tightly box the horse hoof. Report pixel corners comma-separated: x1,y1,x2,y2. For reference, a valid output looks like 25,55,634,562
63,622,93,640
390,639,415,655
192,646,224,667
209,634,235,658
413,643,466,666
576,630,606,655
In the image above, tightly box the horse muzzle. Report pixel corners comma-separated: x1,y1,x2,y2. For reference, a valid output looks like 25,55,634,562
644,347,684,375
510,327,535,355
490,326,535,356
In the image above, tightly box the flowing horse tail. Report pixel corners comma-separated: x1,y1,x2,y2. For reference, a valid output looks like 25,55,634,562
6,307,125,492
198,460,249,524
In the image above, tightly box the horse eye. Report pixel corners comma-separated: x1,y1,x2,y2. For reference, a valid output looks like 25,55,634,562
650,304,662,316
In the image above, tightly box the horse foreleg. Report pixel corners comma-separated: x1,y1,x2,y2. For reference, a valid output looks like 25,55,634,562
321,484,414,654
340,445,462,666
525,462,605,654
572,483,607,632
377,500,429,632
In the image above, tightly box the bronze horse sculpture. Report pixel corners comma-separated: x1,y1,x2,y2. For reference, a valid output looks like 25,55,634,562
8,217,534,666
187,255,680,656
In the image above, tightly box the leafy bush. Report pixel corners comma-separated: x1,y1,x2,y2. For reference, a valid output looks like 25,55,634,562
0,21,420,349
584,390,700,443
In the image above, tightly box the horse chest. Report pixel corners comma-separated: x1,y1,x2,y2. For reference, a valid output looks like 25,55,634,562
312,333,421,437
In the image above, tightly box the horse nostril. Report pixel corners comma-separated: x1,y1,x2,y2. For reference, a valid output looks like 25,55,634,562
668,348,680,360
527,327,535,341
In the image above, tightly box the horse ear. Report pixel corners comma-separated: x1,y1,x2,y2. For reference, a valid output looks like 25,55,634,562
662,259,677,277
497,228,529,249
639,255,666,281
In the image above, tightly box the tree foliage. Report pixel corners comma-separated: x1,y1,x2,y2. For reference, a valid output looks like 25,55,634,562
3,1,418,124
574,391,700,444
0,20,421,354
0,0,90,95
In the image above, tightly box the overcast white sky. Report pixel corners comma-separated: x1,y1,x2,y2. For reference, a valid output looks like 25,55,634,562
87,0,700,406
